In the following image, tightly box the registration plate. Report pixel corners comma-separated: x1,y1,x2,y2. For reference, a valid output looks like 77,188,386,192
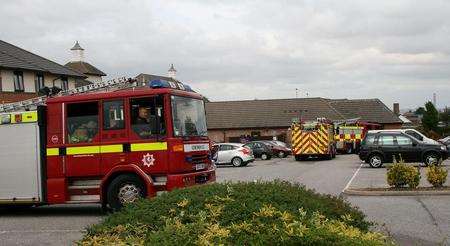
195,163,206,170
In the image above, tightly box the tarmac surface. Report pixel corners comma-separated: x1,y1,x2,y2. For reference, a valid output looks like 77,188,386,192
0,155,449,245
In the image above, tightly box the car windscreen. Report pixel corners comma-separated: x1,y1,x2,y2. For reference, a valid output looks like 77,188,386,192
171,95,207,137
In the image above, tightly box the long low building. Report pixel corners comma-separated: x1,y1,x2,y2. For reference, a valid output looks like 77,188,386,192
205,97,402,143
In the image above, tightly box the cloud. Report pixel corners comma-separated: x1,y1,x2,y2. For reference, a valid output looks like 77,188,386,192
1,0,449,109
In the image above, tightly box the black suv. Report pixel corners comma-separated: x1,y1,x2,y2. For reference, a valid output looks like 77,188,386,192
359,132,448,168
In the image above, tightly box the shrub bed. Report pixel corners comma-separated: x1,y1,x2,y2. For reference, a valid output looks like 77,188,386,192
387,159,420,188
79,181,392,245
426,165,448,187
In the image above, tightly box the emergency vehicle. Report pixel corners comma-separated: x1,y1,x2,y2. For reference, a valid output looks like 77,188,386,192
0,78,215,210
334,120,381,154
291,118,336,161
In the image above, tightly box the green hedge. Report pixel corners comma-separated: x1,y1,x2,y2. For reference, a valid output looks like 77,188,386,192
80,181,392,245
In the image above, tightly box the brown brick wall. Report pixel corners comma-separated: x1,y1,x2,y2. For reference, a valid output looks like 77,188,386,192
208,128,291,145
0,92,38,104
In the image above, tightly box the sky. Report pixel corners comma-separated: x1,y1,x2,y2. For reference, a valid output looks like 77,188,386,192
1,0,449,110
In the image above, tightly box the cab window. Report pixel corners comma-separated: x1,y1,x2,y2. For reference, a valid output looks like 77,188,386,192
67,101,98,143
130,96,165,139
103,100,125,130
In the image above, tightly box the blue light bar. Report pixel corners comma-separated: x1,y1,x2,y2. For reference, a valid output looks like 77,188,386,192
149,79,194,92
149,79,171,89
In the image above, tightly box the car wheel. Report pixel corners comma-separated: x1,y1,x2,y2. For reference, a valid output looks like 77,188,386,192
368,154,383,168
231,157,243,167
261,153,269,160
107,174,146,211
424,152,439,166
278,151,285,158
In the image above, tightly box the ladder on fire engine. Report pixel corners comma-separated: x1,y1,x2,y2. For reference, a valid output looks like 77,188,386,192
0,77,137,113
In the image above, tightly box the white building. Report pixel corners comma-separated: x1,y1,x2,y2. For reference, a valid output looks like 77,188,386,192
0,39,86,103
64,41,106,83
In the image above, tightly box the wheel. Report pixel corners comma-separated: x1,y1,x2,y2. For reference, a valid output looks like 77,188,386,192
278,151,285,158
231,157,243,167
423,152,439,166
368,154,383,168
107,174,146,211
295,155,303,161
261,153,269,160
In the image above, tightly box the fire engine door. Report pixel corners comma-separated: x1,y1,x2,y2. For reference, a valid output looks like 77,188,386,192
100,100,128,174
127,96,168,173
65,101,101,177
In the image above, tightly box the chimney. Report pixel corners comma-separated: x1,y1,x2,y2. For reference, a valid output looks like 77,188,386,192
393,103,400,116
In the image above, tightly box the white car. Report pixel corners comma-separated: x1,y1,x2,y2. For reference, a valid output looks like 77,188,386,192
368,129,439,145
213,143,255,167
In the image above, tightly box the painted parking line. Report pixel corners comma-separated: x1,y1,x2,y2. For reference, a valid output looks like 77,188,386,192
341,163,363,194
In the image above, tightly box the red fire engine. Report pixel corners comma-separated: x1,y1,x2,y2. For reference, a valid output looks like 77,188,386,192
0,78,215,210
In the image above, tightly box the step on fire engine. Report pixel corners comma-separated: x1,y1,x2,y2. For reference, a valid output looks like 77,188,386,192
0,78,215,210
291,118,337,161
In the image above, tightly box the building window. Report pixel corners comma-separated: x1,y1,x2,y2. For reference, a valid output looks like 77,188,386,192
13,71,24,92
61,77,69,91
35,74,44,92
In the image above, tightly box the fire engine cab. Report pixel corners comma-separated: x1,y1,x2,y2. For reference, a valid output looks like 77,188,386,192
0,79,215,210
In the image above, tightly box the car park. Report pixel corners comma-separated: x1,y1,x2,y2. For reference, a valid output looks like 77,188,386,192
263,140,291,158
243,141,273,160
213,143,255,167
359,131,448,168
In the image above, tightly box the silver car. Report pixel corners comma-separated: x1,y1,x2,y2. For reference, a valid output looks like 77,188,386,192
213,143,255,167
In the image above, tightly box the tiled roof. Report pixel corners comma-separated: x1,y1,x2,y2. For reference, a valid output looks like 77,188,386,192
0,40,85,78
328,99,402,124
205,98,401,129
65,61,106,76
206,98,345,129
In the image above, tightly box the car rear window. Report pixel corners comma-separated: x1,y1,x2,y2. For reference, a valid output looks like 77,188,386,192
362,135,375,145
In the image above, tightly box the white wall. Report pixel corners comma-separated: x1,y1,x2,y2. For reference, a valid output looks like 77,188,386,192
0,69,78,92
85,75,102,83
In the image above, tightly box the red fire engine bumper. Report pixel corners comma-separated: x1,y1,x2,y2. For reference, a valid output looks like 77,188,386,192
165,167,216,191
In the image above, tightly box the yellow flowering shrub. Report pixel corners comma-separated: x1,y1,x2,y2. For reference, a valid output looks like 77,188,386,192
79,181,393,245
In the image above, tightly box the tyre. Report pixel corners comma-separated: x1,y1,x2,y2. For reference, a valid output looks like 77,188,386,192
107,174,146,211
423,152,439,166
368,154,383,168
295,155,303,161
261,153,269,160
278,151,285,158
231,157,243,167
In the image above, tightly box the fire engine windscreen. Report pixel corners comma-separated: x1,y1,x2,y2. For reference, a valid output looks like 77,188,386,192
171,96,207,137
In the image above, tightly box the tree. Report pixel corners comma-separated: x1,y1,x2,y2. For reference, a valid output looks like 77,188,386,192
422,101,439,131
415,107,425,115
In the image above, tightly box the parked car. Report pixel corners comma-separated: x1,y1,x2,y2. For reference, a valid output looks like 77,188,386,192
213,143,254,167
439,136,450,154
262,140,291,158
368,129,439,145
359,131,448,168
243,141,273,160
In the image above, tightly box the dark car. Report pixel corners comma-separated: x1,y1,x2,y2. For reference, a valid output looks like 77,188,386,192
244,141,273,160
359,132,448,168
262,140,291,158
